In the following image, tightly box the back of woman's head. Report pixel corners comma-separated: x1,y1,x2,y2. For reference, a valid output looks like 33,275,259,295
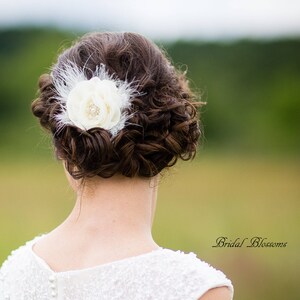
32,31,202,179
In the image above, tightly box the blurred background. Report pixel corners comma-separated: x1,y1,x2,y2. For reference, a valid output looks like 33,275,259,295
0,1,299,299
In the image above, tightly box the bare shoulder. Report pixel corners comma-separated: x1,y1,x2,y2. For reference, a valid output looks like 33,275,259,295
198,286,232,300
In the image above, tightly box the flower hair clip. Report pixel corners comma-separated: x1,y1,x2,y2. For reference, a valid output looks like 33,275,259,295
51,60,140,137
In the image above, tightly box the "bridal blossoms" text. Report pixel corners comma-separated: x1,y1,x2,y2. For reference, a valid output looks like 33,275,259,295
212,236,287,248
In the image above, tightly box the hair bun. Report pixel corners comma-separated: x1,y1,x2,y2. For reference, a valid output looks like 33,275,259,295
32,32,203,179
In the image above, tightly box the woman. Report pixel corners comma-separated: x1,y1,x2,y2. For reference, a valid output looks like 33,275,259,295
0,32,233,299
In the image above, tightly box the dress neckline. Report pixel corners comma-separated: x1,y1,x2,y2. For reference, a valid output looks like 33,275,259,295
27,234,165,276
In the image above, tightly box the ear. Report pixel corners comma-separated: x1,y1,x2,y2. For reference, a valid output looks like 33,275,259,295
150,174,159,225
62,161,82,192
151,173,160,188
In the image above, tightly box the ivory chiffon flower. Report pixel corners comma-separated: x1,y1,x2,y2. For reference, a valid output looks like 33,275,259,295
67,78,122,131
52,61,139,137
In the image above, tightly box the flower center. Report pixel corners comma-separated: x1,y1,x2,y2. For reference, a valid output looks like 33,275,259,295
87,102,100,119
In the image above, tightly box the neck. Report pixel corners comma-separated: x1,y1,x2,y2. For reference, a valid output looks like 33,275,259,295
59,173,160,250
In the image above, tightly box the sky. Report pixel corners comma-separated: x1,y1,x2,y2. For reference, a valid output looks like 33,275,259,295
1,0,300,40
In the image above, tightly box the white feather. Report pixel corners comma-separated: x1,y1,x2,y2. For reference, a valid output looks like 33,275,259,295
51,60,142,138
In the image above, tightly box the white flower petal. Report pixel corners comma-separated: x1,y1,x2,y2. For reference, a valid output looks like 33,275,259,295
53,61,140,136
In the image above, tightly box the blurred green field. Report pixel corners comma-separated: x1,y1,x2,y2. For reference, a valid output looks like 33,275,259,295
0,152,299,300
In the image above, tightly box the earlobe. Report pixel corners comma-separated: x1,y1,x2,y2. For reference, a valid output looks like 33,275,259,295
63,161,80,192
150,174,160,188
55,147,63,160
150,175,159,226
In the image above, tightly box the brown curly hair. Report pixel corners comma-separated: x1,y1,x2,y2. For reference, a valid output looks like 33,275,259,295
31,32,203,179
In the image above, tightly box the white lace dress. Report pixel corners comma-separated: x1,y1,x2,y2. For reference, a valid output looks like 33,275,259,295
0,234,234,300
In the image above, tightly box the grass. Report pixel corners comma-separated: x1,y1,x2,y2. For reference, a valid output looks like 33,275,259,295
0,152,299,300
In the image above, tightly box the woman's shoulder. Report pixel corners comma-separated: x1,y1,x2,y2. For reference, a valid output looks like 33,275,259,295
149,247,234,300
0,233,46,274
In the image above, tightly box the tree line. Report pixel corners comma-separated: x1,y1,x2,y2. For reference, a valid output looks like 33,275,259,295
0,28,299,156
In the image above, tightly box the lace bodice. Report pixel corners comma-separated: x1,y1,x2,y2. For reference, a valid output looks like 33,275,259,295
0,234,233,300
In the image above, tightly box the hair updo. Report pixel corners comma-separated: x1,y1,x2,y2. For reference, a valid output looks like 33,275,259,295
32,32,202,179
